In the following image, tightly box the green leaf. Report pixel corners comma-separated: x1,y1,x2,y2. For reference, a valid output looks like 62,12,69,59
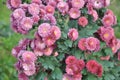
64,39,73,47
35,72,47,80
51,68,62,80
104,48,113,57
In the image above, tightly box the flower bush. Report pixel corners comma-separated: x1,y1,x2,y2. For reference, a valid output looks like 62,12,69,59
7,0,120,80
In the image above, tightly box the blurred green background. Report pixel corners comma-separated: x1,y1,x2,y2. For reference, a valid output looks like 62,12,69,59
0,0,120,80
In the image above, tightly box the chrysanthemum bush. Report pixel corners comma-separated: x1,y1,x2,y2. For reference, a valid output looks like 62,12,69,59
7,0,120,80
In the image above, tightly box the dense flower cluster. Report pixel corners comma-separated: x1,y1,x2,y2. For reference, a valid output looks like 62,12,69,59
7,0,120,80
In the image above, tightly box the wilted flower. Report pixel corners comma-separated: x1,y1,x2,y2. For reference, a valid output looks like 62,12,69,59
69,8,80,19
68,28,79,41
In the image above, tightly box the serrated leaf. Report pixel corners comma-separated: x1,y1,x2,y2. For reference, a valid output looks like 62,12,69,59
51,68,62,80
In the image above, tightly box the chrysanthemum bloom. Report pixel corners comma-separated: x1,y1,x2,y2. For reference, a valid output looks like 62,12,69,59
20,3,29,12
18,72,29,80
102,14,114,27
43,14,57,25
62,74,72,80
12,8,25,20
118,52,120,60
44,46,53,56
68,28,79,41
28,3,40,15
66,65,75,75
34,49,44,56
48,1,57,7
34,39,46,50
57,1,69,15
104,0,110,7
65,56,77,65
86,60,103,77
45,5,55,15
43,35,56,46
32,15,40,24
50,26,61,40
87,3,94,14
73,73,82,80
7,0,21,9
78,16,88,27
85,37,100,51
105,9,117,25
69,8,80,19
22,51,37,63
98,27,114,42
89,0,104,9
12,46,22,58
38,23,51,37
77,59,85,71
32,0,42,4
78,38,87,51
21,17,33,31
22,62,36,76
71,0,85,9
100,55,110,61
90,10,98,22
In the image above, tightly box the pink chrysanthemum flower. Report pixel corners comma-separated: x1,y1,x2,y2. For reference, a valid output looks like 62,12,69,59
91,10,98,22
43,14,57,25
69,8,80,19
43,35,56,46
22,51,37,63
98,27,114,42
50,26,61,40
65,56,77,65
78,16,88,27
89,0,104,9
7,0,21,9
85,37,100,51
71,0,85,9
104,0,110,7
34,49,44,56
68,28,79,41
38,23,51,37
57,1,69,15
31,0,42,4
102,14,114,27
62,74,72,80
86,60,103,77
78,38,87,51
44,46,53,56
21,17,33,31
77,59,85,71
32,15,40,24
45,5,55,15
18,72,29,80
12,8,25,20
28,3,40,15
48,1,57,7
22,62,36,76
118,52,120,60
